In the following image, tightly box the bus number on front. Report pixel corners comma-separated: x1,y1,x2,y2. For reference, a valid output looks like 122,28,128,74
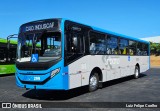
34,77,40,81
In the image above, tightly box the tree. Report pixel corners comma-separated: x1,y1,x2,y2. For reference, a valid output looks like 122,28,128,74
150,42,157,55
156,43,160,55
150,41,160,55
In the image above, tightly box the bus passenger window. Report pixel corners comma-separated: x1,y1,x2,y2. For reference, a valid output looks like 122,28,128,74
0,48,5,63
129,40,136,55
142,43,148,56
119,39,128,55
107,35,118,55
129,49,134,55
106,48,111,54
137,42,143,55
89,32,105,54
90,43,96,54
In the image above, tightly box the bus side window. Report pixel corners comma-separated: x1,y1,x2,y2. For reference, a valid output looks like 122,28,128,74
142,43,148,56
106,48,111,54
0,48,5,62
89,31,105,55
119,38,128,55
129,49,134,55
69,33,84,53
90,43,96,54
137,42,144,55
107,35,118,55
129,40,136,55
64,29,86,65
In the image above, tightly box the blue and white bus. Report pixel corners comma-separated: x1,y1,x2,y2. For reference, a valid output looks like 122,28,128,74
15,18,150,91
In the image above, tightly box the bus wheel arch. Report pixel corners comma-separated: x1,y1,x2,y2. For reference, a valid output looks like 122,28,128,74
89,67,103,92
136,63,140,71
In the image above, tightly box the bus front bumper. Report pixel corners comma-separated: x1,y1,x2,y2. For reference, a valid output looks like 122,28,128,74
15,71,69,90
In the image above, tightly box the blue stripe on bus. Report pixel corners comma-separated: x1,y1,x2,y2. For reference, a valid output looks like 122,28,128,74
92,26,149,44
61,19,69,90
62,18,149,44
63,66,69,90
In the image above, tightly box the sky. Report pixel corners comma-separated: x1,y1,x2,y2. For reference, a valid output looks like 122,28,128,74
0,0,160,38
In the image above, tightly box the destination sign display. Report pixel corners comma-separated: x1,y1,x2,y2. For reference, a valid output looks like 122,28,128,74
26,22,54,31
20,19,59,32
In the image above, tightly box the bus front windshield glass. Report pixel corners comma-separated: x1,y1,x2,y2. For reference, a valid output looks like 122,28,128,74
17,32,61,62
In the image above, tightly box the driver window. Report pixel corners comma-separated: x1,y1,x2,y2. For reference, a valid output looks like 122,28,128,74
67,33,84,54
65,31,85,65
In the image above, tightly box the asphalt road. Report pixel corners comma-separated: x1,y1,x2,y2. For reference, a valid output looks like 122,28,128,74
0,68,160,111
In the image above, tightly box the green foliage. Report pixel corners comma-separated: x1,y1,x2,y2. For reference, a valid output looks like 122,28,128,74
150,41,160,55
0,38,17,44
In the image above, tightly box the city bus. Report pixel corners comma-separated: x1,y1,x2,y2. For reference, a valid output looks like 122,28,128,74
15,18,150,91
0,37,17,75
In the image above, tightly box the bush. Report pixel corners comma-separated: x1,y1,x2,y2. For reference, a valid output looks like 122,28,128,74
150,42,160,56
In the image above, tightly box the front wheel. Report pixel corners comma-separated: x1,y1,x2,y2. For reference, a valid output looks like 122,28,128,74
134,66,139,79
89,73,99,92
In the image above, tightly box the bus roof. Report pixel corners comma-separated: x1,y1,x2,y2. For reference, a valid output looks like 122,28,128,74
19,18,149,44
92,26,149,44
0,38,17,44
62,18,149,44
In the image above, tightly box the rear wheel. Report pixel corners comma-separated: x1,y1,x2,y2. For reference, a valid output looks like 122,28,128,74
134,66,139,79
89,73,99,92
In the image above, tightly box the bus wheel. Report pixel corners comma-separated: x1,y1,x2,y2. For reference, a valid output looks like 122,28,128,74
134,66,139,79
89,72,99,92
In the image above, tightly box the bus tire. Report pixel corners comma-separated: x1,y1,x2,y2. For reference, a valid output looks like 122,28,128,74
89,72,99,92
134,66,139,79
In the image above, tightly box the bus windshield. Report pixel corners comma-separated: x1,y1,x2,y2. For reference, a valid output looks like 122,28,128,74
17,32,61,62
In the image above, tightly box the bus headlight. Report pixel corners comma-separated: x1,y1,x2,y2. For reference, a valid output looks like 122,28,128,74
50,68,60,78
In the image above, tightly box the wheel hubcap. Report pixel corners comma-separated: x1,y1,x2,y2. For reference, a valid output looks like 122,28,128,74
90,76,97,87
135,69,139,77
